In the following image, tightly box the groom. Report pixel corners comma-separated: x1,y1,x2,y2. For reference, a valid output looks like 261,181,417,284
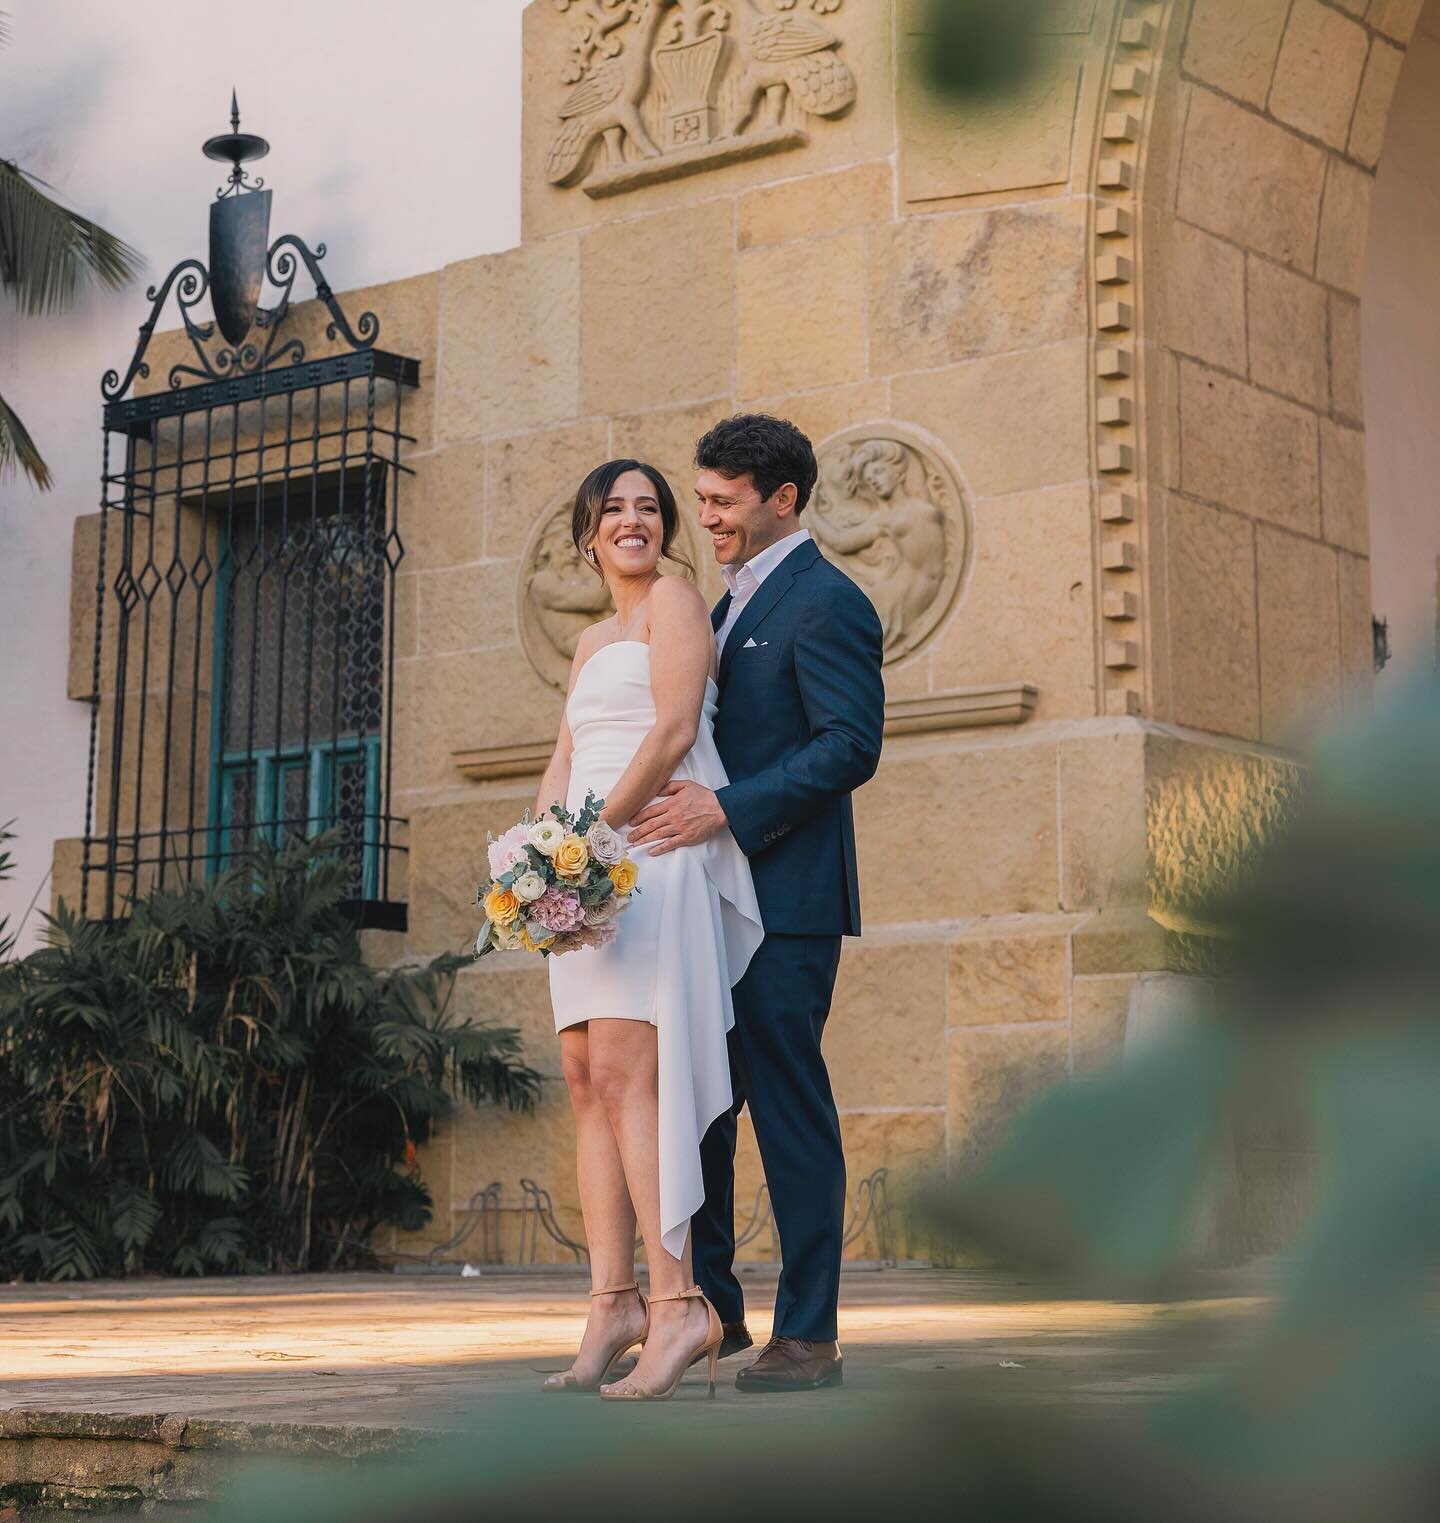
628,413,885,1391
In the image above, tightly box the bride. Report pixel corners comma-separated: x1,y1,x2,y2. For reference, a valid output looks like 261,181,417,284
535,458,764,1401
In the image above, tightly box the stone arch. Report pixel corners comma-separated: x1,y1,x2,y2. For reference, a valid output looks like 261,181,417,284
1122,0,1433,744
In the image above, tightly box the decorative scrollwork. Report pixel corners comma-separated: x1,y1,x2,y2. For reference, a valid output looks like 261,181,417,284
102,234,382,401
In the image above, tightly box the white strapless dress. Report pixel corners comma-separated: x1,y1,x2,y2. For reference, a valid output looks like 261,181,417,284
548,640,764,1260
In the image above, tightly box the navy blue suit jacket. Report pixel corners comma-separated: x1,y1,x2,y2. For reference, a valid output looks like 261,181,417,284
711,537,885,938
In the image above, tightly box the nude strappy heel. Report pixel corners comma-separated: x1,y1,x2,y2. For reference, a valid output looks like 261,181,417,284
598,1286,722,1402
542,1281,649,1394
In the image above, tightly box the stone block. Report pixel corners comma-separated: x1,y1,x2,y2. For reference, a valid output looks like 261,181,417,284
485,420,610,561
276,272,440,452
401,442,485,572
1178,360,1320,536
739,162,893,250
1060,733,1147,912
1256,526,1342,741
49,836,85,917
438,239,581,442
1164,495,1261,740
1349,39,1406,168
838,1110,947,1259
740,380,892,463
736,231,867,399
868,202,1087,375
1071,908,1168,975
403,788,541,958
854,743,1059,923
826,941,948,1108
1320,419,1369,556
1316,159,1373,296
1329,294,1364,424
948,932,1068,1028
581,202,732,416
892,343,1089,497
1182,0,1290,107
1072,975,1136,1073
393,571,417,660
393,649,562,798
948,1024,1070,1163
450,1085,583,1260
1246,258,1329,410
1368,0,1426,44
67,513,102,702
930,485,1095,722
1268,0,1369,152
899,34,1083,203
92,690,211,839
417,562,521,657
1177,88,1327,270
1337,551,1374,711
453,959,563,1080
1151,219,1247,374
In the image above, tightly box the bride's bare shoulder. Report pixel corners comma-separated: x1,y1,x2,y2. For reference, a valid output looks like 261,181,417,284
646,574,708,623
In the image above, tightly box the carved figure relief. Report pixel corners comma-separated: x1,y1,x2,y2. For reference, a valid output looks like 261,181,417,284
520,491,703,690
548,0,857,197
810,426,970,664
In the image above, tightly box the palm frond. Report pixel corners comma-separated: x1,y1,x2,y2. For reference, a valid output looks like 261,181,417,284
0,388,51,489
0,158,143,316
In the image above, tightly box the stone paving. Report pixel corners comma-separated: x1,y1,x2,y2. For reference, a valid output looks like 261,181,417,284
0,1265,1266,1430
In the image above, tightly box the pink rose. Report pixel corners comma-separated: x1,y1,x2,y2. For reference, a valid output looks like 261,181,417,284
529,886,585,935
488,823,531,879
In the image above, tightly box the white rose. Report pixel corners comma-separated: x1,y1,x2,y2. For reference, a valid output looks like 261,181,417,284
528,818,565,857
584,818,624,867
513,870,546,904
491,921,523,952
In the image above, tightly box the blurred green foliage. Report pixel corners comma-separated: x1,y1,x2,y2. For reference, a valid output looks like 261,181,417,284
0,833,540,1281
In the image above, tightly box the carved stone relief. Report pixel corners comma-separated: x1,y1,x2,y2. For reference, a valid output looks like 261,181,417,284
520,489,704,690
810,426,970,664
548,0,857,198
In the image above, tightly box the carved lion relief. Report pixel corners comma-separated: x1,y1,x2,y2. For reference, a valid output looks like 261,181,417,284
548,0,857,198
811,426,971,664
519,490,705,690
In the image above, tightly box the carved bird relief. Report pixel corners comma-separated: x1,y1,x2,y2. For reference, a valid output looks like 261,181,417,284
547,1,666,186
728,0,858,137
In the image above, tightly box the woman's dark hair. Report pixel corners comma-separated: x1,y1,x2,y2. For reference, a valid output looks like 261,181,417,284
571,459,693,580
694,413,819,515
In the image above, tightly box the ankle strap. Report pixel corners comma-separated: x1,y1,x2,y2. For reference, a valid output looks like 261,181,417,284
589,1281,639,1298
647,1285,706,1304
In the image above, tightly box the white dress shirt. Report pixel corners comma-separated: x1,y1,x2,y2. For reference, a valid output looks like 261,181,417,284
716,529,812,655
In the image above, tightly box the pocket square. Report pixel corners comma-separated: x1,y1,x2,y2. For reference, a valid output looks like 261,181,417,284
743,638,767,649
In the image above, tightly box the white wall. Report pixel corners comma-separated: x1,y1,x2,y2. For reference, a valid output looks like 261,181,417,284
0,0,529,948
1363,0,1440,690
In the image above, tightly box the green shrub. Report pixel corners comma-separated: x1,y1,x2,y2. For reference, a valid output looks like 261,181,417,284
0,832,539,1281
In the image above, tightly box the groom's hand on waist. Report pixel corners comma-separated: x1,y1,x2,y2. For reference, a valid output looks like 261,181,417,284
628,781,727,855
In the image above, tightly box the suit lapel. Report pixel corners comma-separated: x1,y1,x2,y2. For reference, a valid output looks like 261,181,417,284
711,592,731,634
718,538,820,688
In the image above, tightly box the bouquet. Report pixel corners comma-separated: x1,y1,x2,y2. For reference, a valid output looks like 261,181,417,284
473,792,638,958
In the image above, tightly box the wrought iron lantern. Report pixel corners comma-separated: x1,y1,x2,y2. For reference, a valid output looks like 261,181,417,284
84,98,418,927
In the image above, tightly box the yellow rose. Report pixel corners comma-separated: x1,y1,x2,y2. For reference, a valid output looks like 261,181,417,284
483,885,521,926
608,859,638,895
553,835,590,880
519,924,556,954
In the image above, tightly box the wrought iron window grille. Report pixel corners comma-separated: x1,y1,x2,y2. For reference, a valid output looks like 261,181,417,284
83,100,417,929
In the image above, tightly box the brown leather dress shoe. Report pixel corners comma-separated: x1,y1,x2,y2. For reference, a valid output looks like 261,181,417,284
735,1337,842,1393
